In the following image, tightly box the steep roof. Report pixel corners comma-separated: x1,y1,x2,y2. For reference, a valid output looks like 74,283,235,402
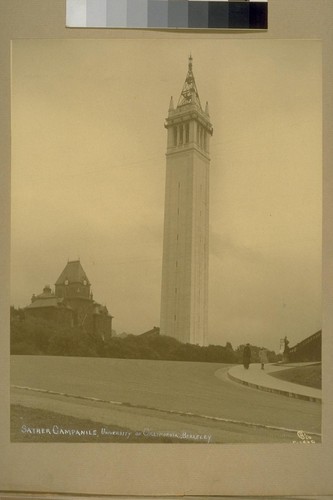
55,260,90,285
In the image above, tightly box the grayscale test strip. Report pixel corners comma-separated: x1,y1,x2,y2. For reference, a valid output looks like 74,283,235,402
66,0,268,29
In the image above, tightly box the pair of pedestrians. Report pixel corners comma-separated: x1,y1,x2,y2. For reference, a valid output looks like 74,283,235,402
243,344,268,370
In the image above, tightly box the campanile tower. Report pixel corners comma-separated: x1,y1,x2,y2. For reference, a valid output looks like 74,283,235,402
160,56,213,346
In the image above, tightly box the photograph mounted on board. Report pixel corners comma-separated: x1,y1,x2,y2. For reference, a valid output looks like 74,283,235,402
10,38,322,444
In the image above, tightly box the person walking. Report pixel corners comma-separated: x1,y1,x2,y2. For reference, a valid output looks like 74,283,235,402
259,347,268,370
243,343,251,369
283,336,290,362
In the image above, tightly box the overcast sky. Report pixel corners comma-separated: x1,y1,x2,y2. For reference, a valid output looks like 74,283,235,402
11,38,322,350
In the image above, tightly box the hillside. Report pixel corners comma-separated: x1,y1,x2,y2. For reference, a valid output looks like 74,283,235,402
269,364,321,389
10,308,278,364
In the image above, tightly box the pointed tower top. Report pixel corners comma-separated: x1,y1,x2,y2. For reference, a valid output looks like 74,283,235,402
177,55,202,110
169,96,174,111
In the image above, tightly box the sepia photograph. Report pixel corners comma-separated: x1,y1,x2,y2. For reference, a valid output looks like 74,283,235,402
10,37,322,445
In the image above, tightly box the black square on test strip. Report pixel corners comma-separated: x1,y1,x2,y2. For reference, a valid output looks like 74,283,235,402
208,2,229,29
228,2,250,28
249,2,268,29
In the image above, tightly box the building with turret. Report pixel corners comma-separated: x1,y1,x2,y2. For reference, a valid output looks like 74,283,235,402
25,260,112,339
160,57,213,346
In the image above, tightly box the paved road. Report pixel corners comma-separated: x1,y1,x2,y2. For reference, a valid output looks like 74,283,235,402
10,356,321,443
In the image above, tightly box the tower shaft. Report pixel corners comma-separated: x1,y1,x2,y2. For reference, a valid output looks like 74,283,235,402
160,58,213,346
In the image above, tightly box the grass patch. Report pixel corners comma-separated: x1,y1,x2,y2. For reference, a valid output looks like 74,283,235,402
269,364,321,390
11,404,206,443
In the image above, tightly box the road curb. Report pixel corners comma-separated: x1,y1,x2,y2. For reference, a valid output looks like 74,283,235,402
227,370,321,404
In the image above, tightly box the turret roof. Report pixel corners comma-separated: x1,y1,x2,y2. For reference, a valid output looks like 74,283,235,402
55,260,90,285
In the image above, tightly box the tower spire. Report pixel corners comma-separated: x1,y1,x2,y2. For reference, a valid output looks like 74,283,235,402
177,55,202,109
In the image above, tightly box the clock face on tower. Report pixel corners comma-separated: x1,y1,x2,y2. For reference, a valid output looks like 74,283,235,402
64,279,69,285
83,279,87,286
